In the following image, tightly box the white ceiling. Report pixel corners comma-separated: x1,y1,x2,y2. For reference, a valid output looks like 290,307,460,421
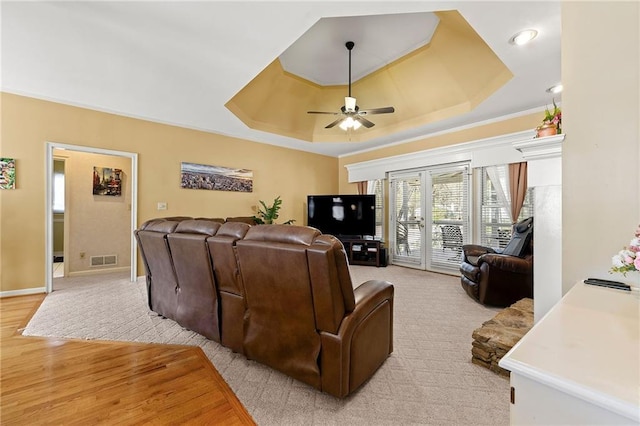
279,12,440,85
1,1,561,158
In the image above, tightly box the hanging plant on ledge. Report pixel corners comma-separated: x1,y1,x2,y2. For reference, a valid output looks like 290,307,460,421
536,99,562,138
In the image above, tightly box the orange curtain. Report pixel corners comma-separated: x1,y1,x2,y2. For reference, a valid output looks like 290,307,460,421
509,162,528,222
356,181,367,195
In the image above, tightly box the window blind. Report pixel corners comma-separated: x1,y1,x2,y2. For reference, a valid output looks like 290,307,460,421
479,165,533,248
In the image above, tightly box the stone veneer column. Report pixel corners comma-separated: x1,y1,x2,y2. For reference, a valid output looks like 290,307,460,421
513,134,564,323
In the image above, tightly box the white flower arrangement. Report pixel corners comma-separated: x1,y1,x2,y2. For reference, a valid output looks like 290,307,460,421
610,225,640,276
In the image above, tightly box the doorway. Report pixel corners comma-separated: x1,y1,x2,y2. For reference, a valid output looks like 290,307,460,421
45,142,138,293
52,158,66,278
389,163,471,274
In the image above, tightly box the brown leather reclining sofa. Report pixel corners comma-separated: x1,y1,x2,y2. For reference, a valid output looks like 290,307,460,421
135,217,394,398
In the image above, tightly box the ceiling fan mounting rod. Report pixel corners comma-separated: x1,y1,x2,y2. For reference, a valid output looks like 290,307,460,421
346,41,354,98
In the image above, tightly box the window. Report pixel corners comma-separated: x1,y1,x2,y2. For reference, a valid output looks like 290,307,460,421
53,169,65,213
368,179,385,240
479,165,533,248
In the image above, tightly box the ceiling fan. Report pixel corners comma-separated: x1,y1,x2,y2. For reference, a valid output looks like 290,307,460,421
307,41,395,130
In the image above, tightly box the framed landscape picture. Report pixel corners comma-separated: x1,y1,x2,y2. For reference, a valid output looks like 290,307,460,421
0,158,16,189
181,162,253,193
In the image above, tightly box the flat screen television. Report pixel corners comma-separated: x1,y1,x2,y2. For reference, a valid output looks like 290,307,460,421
307,194,376,238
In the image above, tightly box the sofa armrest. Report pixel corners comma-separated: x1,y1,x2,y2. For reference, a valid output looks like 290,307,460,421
354,279,394,310
479,253,532,274
462,244,495,257
319,279,394,398
462,244,495,265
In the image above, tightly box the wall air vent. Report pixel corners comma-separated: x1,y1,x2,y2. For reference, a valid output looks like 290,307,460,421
90,255,117,267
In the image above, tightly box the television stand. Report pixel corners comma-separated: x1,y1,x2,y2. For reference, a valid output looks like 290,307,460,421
340,238,385,267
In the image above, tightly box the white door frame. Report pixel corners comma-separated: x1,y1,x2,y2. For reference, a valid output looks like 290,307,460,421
45,142,138,293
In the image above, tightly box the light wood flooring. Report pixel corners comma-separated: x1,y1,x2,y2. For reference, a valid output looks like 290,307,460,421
0,294,255,425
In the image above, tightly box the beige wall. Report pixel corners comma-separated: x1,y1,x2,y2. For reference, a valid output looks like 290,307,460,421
562,2,640,289
54,150,131,274
0,93,338,291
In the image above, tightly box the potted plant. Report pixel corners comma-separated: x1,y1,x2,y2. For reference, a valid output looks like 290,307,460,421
536,99,561,138
253,196,295,225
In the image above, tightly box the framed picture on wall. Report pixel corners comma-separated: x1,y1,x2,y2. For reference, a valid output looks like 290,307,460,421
0,158,16,189
93,166,122,196
180,162,253,192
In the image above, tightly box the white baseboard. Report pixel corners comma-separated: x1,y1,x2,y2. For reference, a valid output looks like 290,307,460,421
68,266,130,277
0,287,47,298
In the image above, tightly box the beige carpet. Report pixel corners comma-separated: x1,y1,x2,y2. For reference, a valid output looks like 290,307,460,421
24,266,509,425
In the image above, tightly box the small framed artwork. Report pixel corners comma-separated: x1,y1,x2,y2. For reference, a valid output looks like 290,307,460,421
181,162,253,193
0,158,16,190
93,166,122,196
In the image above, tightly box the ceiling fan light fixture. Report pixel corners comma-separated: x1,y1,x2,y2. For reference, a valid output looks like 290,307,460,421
345,96,356,112
339,116,361,131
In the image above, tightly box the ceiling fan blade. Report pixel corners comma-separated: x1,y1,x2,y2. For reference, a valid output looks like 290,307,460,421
359,106,395,115
325,117,344,129
355,115,375,128
307,111,339,115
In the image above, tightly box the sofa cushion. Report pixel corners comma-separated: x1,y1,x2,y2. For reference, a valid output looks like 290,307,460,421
167,221,221,341
216,221,251,239
237,237,322,389
175,219,222,235
244,224,320,245
135,220,183,318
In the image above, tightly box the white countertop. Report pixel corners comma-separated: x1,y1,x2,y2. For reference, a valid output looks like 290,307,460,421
500,281,640,422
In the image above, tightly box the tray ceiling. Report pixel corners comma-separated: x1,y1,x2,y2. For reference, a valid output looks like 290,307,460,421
1,2,561,157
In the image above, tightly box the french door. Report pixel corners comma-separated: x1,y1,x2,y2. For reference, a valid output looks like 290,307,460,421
389,171,426,268
389,163,470,273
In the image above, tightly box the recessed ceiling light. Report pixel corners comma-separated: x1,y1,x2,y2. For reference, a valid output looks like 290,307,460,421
546,83,563,94
509,29,538,46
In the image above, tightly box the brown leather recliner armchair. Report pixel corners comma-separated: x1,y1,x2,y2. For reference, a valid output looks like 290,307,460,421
236,224,394,398
460,217,533,307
